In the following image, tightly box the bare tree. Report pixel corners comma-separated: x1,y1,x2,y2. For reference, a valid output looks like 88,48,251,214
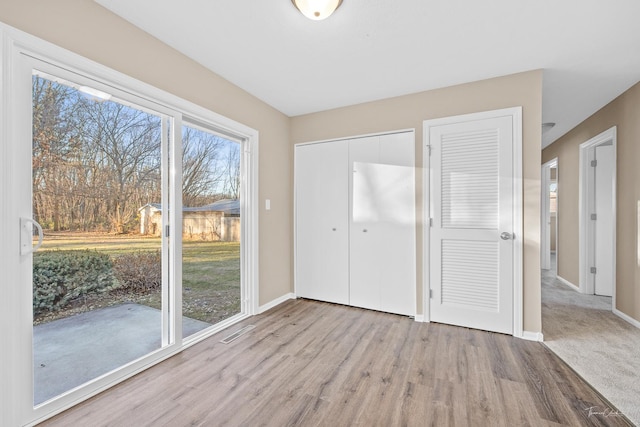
79,99,161,233
32,74,242,235
32,76,83,231
182,126,225,207
222,142,241,200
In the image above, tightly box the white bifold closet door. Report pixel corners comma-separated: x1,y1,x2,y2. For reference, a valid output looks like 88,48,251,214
429,116,514,334
295,131,415,316
350,133,415,316
295,141,350,305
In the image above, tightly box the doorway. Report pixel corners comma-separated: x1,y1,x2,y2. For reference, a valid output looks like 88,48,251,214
541,159,558,273
579,127,616,299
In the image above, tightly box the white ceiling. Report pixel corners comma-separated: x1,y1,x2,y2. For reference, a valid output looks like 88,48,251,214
96,0,640,148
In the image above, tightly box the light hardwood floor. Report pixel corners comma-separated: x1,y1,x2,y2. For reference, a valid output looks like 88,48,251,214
42,299,631,426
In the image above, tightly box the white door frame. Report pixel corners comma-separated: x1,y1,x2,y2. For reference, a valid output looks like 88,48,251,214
578,126,616,301
541,158,558,271
422,107,523,338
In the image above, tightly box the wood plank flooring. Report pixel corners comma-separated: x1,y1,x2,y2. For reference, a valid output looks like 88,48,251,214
41,299,632,426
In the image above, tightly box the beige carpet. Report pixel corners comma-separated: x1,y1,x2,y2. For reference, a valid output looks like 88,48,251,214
542,260,640,425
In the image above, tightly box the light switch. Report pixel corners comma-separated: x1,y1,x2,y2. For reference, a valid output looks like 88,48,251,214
265,199,271,210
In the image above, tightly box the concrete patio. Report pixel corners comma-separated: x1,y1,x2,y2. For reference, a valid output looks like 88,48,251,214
33,303,210,404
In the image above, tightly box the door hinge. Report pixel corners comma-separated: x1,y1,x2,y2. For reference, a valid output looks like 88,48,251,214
590,267,597,274
429,218,433,227
590,213,597,220
591,159,598,167
429,289,433,299
165,225,170,237
426,145,432,156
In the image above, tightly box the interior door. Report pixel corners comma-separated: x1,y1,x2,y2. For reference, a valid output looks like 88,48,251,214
541,164,552,270
594,144,614,296
429,115,514,334
295,141,349,304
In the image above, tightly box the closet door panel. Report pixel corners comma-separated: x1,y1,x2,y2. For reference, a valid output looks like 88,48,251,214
295,141,349,304
378,133,416,315
296,131,415,316
349,137,381,310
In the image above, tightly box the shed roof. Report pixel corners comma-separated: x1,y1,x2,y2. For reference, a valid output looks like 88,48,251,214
139,199,239,215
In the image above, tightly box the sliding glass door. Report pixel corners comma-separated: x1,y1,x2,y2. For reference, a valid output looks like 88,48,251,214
180,124,242,339
30,69,173,405
22,63,175,412
9,54,184,424
2,36,256,426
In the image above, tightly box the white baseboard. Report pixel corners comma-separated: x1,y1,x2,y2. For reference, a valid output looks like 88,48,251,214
258,293,296,314
414,315,425,322
520,331,544,342
613,308,640,329
556,275,580,292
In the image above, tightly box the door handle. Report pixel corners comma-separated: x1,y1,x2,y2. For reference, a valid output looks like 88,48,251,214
21,217,44,255
500,232,514,240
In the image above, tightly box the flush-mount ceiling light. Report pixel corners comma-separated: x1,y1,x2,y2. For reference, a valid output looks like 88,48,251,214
291,0,343,20
78,85,112,101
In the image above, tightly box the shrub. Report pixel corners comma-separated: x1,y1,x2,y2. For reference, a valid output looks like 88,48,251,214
33,250,117,314
112,251,162,294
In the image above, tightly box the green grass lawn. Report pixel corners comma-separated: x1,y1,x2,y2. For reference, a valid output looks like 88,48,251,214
36,232,240,327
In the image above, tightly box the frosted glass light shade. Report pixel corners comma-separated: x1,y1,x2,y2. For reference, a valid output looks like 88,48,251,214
291,0,343,20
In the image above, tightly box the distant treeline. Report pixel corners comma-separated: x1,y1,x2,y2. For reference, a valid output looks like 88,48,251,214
32,75,240,234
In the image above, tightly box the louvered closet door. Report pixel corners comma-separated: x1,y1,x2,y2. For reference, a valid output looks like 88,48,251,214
430,116,514,334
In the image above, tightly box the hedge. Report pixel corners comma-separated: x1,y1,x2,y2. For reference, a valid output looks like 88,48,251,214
33,250,117,314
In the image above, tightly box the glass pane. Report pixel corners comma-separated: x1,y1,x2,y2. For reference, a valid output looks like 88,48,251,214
180,125,241,338
32,72,166,405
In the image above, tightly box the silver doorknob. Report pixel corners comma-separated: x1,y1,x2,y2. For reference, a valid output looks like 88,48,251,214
500,232,513,240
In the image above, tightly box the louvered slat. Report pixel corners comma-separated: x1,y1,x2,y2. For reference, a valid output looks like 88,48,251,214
441,128,499,229
441,240,499,311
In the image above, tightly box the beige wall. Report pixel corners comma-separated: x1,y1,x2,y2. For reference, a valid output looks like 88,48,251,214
542,81,640,322
0,0,292,306
291,70,543,333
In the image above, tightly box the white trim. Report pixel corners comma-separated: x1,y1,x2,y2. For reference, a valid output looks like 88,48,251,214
521,331,544,342
0,21,260,426
246,134,260,316
0,27,22,427
422,121,432,324
512,107,524,339
295,128,416,147
541,158,558,271
556,275,580,292
258,293,296,314
422,107,524,338
414,315,426,322
578,127,616,302
613,308,640,330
